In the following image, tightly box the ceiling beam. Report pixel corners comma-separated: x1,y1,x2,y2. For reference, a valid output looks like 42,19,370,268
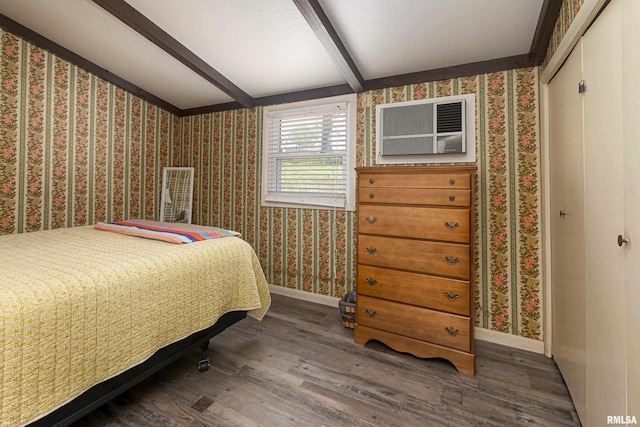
364,54,531,92
179,84,355,116
91,0,255,109
256,83,353,107
529,0,563,66
292,0,365,92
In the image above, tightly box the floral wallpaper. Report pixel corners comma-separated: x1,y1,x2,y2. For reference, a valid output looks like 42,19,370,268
357,71,541,339
180,110,354,300
0,29,180,235
182,68,543,340
543,0,584,69
0,27,543,340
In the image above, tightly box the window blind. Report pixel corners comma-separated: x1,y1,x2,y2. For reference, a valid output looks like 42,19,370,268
264,102,349,208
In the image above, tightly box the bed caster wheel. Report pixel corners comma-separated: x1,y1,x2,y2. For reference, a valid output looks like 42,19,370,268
198,359,210,372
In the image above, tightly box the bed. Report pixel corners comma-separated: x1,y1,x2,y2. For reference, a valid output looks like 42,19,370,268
0,223,271,427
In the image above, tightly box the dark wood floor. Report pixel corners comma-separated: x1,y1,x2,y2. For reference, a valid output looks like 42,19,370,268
72,294,580,426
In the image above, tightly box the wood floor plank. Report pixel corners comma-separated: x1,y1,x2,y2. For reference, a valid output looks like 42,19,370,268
201,402,261,427
70,293,580,426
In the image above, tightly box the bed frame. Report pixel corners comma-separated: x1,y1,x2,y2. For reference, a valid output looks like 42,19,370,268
28,310,248,427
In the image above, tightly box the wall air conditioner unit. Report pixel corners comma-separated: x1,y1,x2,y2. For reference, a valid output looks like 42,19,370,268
376,94,476,165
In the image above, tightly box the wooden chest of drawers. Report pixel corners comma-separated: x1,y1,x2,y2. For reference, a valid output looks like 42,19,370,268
354,166,476,375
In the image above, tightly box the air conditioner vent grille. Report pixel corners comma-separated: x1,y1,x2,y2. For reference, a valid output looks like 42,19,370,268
437,102,463,133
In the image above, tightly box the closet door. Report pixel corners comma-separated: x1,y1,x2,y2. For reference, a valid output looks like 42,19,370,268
582,0,627,423
548,42,586,421
621,0,640,418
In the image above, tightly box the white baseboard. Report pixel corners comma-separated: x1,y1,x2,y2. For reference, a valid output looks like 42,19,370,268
268,284,340,307
268,285,546,355
474,327,545,354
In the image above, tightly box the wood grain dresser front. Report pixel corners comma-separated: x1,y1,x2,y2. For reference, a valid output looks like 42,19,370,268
354,165,476,376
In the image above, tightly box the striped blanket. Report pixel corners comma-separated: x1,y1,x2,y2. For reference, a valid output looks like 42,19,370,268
95,219,240,244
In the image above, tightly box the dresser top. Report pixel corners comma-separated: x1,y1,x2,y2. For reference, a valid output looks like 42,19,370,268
356,165,477,174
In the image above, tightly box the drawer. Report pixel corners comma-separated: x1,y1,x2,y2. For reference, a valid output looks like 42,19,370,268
357,265,470,315
357,295,471,352
359,205,470,243
358,235,470,280
359,172,470,190
360,187,470,207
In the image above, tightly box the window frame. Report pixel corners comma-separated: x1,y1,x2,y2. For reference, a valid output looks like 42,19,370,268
261,94,357,211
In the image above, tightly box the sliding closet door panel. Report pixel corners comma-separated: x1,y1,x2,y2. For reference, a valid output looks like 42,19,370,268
548,41,586,422
582,0,626,423
622,0,640,418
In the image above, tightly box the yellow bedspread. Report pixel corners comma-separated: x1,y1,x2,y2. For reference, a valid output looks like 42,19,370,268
0,226,271,426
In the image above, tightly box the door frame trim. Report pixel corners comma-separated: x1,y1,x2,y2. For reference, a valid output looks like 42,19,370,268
540,0,608,357
541,0,609,85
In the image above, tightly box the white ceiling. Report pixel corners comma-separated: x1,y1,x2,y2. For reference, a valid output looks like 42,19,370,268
0,0,545,112
320,0,541,79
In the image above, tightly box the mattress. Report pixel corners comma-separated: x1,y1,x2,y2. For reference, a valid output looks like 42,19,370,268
0,226,271,426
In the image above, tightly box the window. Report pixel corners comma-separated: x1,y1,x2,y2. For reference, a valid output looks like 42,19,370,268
262,94,356,210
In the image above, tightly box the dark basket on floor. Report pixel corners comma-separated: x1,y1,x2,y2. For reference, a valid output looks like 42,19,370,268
339,291,356,329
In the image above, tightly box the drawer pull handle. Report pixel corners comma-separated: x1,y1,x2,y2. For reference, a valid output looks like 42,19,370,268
366,247,378,255
365,309,377,317
444,221,459,230
449,195,456,202
365,277,377,286
449,179,455,185
369,178,375,184
366,216,378,224
444,256,459,265
444,326,460,336
369,193,375,199
443,291,460,301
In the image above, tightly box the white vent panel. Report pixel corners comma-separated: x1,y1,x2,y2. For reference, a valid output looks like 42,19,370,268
376,94,476,165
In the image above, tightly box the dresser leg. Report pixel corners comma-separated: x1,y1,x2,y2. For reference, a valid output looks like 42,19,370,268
354,324,476,376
